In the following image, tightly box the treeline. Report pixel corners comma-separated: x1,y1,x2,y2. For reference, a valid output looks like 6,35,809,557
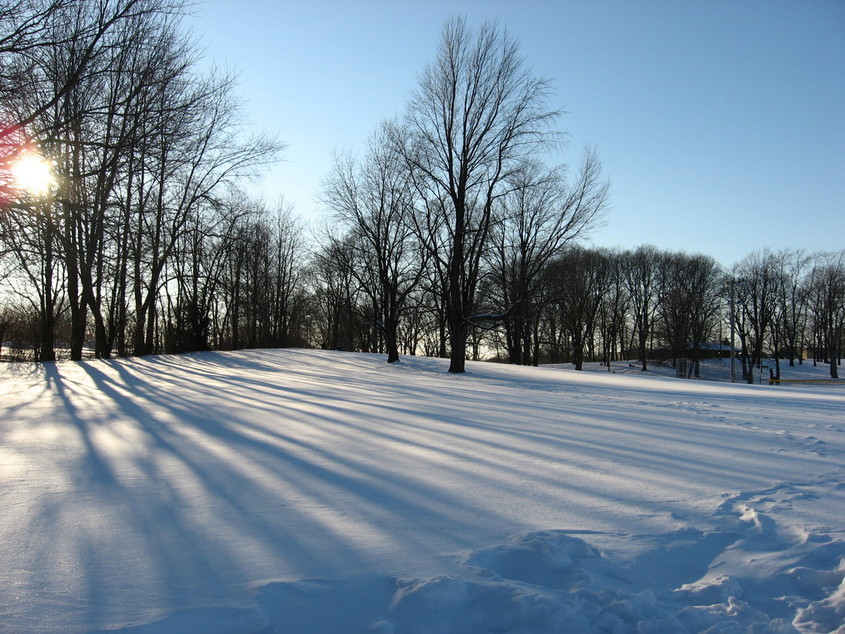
1,9,843,380
308,243,845,381
0,0,282,361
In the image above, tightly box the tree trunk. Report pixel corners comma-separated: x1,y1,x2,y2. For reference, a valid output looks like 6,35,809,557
39,213,56,363
384,316,400,363
67,248,86,361
639,330,649,372
448,317,468,373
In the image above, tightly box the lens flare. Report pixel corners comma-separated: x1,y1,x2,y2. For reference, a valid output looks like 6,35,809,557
11,151,56,197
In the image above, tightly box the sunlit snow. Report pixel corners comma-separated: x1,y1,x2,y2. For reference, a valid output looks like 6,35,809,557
1,349,843,632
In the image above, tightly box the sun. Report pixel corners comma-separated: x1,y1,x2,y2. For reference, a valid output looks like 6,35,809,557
11,151,56,197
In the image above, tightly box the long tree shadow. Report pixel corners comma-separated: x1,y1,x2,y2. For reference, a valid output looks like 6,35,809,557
42,356,535,629
8,349,840,632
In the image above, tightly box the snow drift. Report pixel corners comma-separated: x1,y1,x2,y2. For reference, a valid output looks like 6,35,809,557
1,349,843,632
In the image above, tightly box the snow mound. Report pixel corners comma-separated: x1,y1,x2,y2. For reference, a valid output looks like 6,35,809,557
123,525,842,633
381,527,825,634
794,574,845,633
386,573,593,634
244,482,845,633
461,530,599,590
674,574,746,604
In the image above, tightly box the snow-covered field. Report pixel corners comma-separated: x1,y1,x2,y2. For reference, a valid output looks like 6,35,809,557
1,349,843,633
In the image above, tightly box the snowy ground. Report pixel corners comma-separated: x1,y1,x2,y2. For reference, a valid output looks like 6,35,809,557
1,349,843,633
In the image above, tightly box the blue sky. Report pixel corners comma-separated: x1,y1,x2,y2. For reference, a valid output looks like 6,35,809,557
193,0,845,267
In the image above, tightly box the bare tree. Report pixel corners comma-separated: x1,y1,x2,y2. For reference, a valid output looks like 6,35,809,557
128,64,280,356
597,248,628,369
267,201,309,348
545,247,609,370
771,249,812,366
486,152,608,365
0,0,183,182
400,17,559,373
41,3,189,359
1,0,185,360
1,0,282,361
310,236,365,352
321,122,427,362
202,197,307,352
0,192,62,360
806,251,845,379
731,250,778,382
657,252,722,378
624,245,662,371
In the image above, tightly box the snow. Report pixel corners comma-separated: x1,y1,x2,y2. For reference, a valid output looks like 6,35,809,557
1,349,843,633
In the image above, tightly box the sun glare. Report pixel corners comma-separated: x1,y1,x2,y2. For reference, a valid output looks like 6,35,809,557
11,152,56,197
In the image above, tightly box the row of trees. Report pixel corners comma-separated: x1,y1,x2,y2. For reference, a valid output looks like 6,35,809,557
4,222,843,381
309,18,844,379
318,18,608,372
312,239,845,381
1,13,609,373
0,0,281,362
730,250,845,380
2,10,843,379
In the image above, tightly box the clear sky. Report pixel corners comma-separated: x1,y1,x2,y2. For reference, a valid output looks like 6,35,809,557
192,0,845,267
